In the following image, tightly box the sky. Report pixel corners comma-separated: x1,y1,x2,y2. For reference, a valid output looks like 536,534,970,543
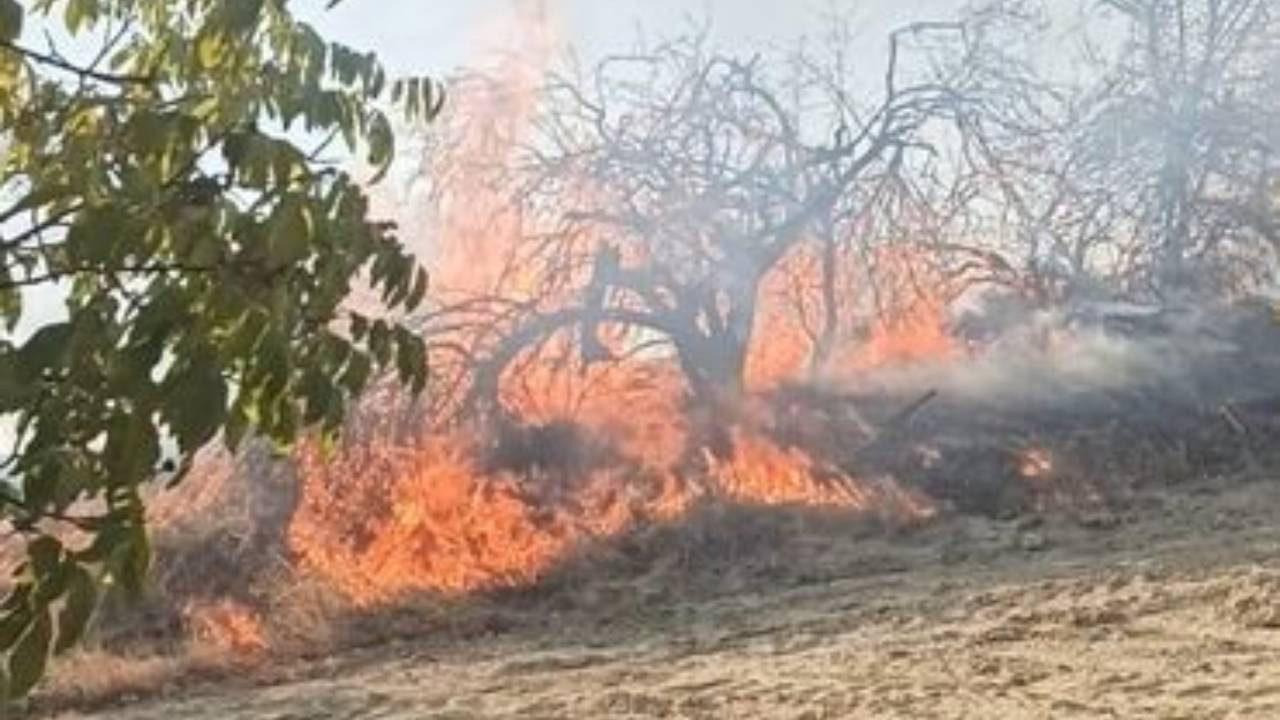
305,0,988,78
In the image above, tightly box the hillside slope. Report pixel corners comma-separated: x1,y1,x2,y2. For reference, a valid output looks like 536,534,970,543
50,471,1280,720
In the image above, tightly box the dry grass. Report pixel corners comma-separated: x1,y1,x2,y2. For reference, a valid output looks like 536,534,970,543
20,357,1280,716
39,646,243,713
44,470,1280,720
24,491,900,714
17,445,324,714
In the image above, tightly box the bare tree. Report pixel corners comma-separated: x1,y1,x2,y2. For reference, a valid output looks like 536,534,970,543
414,20,1008,427
957,0,1280,305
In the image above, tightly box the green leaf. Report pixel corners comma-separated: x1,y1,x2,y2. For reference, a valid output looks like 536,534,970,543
0,601,29,652
224,0,264,33
349,312,369,340
0,287,22,332
269,140,307,185
26,538,61,580
196,30,229,69
7,608,50,699
106,521,148,600
16,323,72,383
299,369,334,425
224,308,268,359
62,0,93,36
0,351,31,411
0,0,22,42
0,585,30,614
406,267,429,311
65,206,128,265
161,355,228,453
0,45,22,92
221,130,253,170
53,566,96,655
33,560,70,605
224,401,250,452
341,351,371,394
23,462,59,516
103,412,160,488
49,452,95,512
366,112,394,182
268,196,313,268
394,328,426,394
368,320,391,366
255,330,291,407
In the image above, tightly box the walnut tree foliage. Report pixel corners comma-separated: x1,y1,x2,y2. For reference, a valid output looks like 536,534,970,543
0,0,439,698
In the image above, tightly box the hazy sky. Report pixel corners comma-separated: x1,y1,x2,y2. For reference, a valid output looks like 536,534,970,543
306,0,983,77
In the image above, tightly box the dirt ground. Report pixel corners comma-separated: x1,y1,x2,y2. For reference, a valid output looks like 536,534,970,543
48,471,1280,719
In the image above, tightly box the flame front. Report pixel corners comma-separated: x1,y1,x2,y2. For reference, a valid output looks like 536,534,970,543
289,429,933,604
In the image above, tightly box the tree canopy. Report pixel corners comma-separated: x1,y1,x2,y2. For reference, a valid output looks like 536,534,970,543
0,0,438,698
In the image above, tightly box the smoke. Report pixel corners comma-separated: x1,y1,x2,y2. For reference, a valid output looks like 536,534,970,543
834,294,1280,414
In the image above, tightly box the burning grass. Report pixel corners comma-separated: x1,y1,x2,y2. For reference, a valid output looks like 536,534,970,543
286,422,933,606
26,377,1280,716
19,290,1280,714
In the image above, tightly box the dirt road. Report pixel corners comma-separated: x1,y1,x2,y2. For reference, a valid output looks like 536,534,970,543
53,475,1280,719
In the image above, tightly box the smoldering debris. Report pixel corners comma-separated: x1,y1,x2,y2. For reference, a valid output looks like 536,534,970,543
764,297,1280,518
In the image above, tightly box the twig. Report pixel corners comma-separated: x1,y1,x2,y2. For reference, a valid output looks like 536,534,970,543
886,388,939,429
1,39,154,86
1219,402,1249,435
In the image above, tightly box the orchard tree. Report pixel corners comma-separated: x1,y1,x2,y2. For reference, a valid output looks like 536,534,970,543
0,0,439,697
421,23,985,419
955,0,1280,302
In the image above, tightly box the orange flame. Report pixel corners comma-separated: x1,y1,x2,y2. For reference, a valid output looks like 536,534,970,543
705,429,933,518
747,243,961,389
289,439,652,601
847,247,960,370
1019,447,1054,479
289,428,937,604
185,599,266,656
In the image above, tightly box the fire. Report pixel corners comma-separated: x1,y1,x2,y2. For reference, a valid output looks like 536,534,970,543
856,296,955,368
746,244,827,388
289,438,670,601
1013,445,1108,513
284,0,950,609
185,599,267,656
707,429,867,508
847,247,960,370
427,1,559,295
289,424,933,604
1019,447,1054,479
747,243,961,388
705,429,934,518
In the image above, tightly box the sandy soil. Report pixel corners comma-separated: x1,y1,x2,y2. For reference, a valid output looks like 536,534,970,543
50,473,1280,719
